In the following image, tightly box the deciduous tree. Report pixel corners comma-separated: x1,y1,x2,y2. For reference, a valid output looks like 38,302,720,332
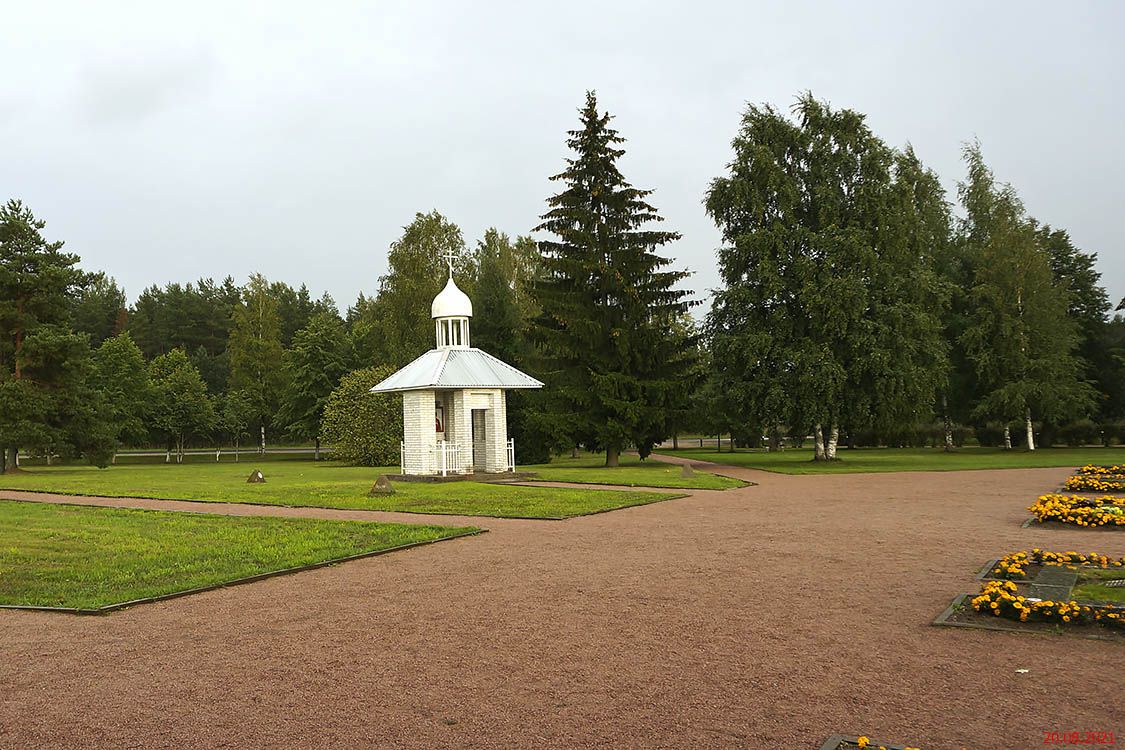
705,96,949,460
957,143,1094,449
278,312,351,459
228,274,287,451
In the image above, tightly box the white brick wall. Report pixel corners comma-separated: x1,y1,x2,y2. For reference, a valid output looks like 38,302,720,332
402,389,436,475
400,387,511,475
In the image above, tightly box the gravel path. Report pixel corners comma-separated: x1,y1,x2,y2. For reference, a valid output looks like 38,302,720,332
2,465,1123,749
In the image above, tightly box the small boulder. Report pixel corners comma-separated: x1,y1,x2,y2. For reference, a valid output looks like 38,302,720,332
368,475,395,496
246,469,266,484
680,464,695,478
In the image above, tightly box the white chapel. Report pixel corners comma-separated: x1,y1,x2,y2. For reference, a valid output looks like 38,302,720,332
371,260,543,477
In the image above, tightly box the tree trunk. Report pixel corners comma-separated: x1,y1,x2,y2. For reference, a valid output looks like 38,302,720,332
177,434,185,464
571,445,579,459
165,448,171,463
235,439,240,463
942,394,954,452
260,425,266,455
605,445,620,467
315,438,321,461
672,433,679,451
814,424,826,461
1025,409,1036,451
1003,425,1012,450
826,425,839,460
215,447,221,462
3,446,20,473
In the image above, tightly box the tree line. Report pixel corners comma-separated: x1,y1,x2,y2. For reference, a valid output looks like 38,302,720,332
2,91,1123,472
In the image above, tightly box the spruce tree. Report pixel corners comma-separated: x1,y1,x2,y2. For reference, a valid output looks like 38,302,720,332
532,91,696,466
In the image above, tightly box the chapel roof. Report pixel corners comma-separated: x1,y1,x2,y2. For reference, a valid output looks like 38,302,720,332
370,347,543,393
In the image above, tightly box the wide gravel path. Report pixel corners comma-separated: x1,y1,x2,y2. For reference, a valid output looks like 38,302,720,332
2,463,1122,749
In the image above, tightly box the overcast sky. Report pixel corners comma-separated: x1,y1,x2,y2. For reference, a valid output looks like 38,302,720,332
4,1,1123,313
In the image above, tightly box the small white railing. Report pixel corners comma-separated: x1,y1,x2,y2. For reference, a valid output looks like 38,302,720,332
436,440,468,477
400,441,405,475
506,438,515,472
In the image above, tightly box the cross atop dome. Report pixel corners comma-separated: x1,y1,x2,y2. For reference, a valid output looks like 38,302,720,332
441,249,458,277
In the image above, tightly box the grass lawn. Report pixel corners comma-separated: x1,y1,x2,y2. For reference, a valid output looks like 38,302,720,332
658,446,1125,475
0,500,476,610
0,462,680,519
1072,568,1125,605
520,452,744,489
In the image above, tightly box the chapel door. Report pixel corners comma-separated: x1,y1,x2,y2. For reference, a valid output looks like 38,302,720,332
471,409,487,471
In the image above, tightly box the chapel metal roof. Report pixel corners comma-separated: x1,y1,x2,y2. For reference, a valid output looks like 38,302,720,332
370,348,544,393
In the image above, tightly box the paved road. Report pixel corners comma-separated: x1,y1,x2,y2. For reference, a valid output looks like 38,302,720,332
1,462,1121,749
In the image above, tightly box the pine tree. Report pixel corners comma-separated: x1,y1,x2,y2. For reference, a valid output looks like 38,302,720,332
0,200,92,472
532,91,697,466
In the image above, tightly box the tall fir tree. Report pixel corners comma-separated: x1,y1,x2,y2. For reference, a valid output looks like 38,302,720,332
532,91,697,466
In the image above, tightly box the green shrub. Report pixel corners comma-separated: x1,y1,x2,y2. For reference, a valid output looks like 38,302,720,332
1058,419,1100,447
319,366,402,467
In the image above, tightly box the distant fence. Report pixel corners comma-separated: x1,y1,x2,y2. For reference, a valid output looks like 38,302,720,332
16,446,335,467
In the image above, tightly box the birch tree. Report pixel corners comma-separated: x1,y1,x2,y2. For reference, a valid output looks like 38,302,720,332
706,95,948,460
228,274,287,452
957,143,1094,449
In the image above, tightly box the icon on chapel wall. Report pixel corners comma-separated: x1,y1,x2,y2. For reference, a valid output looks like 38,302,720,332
435,403,445,433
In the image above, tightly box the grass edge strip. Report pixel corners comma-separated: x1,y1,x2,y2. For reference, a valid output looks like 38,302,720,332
0,527,485,615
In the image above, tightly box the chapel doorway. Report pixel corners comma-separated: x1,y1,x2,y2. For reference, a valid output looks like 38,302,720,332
471,409,487,471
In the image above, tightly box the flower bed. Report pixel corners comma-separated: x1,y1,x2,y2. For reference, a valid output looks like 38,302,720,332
820,736,921,750
988,549,1125,579
1028,494,1125,527
970,580,1124,630
1076,464,1125,476
1063,475,1125,492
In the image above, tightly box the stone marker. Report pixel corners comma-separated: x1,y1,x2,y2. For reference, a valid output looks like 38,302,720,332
368,475,395,496
680,464,695,477
246,469,266,484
